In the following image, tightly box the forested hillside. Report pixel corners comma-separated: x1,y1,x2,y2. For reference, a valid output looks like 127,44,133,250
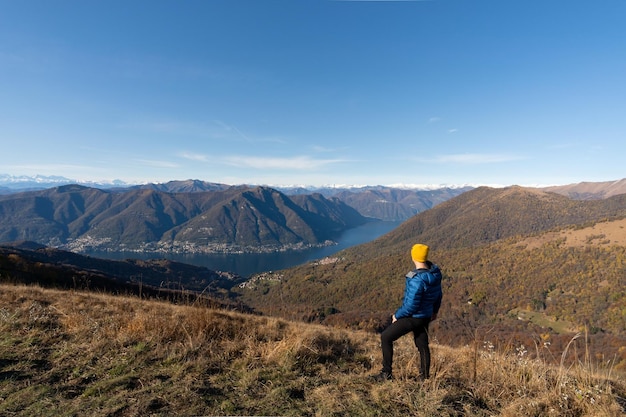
237,186,626,370
0,185,366,253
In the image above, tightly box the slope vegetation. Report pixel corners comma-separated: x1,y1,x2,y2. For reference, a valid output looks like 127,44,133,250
1,284,623,416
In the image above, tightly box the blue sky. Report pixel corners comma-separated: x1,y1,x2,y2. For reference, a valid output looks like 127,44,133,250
1,0,625,188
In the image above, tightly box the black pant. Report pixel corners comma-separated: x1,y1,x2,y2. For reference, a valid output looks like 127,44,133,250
381,317,431,379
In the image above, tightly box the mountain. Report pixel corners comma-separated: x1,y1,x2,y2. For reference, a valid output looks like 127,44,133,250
130,179,234,193
0,185,367,253
160,187,367,251
4,174,625,218
321,186,472,221
0,174,130,193
542,178,626,200
236,186,626,367
127,181,472,221
373,185,626,249
0,176,472,221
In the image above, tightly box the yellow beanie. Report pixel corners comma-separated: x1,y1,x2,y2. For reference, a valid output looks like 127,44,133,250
411,244,429,262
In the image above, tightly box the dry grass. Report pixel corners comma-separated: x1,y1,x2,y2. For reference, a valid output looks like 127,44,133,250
519,218,626,250
0,283,624,417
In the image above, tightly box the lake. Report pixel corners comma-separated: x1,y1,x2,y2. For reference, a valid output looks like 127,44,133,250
89,220,402,278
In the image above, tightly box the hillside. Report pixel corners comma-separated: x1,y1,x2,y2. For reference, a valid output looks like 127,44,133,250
543,178,626,200
0,185,366,253
134,181,472,221
329,186,472,221
237,186,626,369
377,186,626,251
0,242,248,310
0,284,623,416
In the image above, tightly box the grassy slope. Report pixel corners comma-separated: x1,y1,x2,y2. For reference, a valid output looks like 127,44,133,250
1,284,624,417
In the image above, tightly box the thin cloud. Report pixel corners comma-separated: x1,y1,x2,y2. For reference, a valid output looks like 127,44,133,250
212,120,251,141
428,117,441,123
134,159,179,168
178,151,209,162
222,155,346,170
448,128,458,133
435,153,525,164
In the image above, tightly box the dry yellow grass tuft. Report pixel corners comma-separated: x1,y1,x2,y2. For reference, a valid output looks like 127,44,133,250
520,218,626,250
0,283,624,416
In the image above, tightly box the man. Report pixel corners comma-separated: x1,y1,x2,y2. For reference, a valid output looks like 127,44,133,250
373,243,443,381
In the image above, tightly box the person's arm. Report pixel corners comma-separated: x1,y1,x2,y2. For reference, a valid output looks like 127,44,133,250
393,276,423,319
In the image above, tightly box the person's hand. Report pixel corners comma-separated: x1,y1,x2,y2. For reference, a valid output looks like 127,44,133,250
391,314,397,323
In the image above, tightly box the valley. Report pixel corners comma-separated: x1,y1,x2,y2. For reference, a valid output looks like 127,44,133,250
88,219,402,277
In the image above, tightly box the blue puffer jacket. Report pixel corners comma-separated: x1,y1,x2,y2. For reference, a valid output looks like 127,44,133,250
394,263,443,320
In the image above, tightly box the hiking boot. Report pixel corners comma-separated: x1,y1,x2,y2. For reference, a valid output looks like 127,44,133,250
370,371,393,382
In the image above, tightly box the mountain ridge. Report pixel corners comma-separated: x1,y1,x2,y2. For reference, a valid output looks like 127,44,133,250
0,174,472,193
542,178,626,199
0,185,367,254
0,175,472,221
